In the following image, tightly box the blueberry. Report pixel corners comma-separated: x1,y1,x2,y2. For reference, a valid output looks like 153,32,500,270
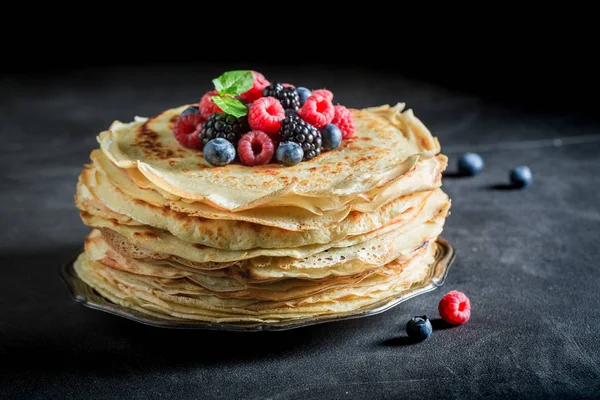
510,165,533,188
276,142,304,166
457,152,484,176
203,138,235,167
406,315,433,341
180,106,200,117
320,124,342,151
296,87,312,106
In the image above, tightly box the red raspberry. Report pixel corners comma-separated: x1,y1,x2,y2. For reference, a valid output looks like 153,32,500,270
239,71,270,103
298,94,335,129
199,90,223,119
237,131,275,166
331,105,355,139
438,290,471,325
172,114,205,149
248,97,285,135
311,89,333,102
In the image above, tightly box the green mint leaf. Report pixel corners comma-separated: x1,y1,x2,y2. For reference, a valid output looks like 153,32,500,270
211,96,248,118
212,70,253,96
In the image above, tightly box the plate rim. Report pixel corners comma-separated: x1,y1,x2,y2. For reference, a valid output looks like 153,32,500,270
60,237,455,332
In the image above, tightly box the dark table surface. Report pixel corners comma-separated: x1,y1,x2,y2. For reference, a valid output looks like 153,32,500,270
1,64,599,400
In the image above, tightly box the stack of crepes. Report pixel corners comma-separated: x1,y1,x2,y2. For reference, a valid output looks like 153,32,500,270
73,102,451,325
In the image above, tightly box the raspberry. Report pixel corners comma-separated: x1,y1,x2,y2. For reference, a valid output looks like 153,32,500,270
238,131,275,166
239,71,270,103
172,114,205,149
311,89,333,102
438,290,471,325
282,83,295,88
199,90,222,119
248,97,285,135
298,94,334,129
331,105,355,139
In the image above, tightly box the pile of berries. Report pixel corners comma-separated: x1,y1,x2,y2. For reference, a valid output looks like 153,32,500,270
172,70,355,167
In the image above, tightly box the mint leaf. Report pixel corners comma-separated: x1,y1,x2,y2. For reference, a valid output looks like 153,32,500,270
211,96,248,118
211,70,253,96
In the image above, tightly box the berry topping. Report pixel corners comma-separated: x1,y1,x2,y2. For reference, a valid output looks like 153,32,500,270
172,114,205,149
203,138,236,167
296,87,312,106
276,142,304,166
238,131,275,166
280,115,322,161
199,90,223,119
331,105,355,139
248,97,286,135
510,165,533,188
311,89,333,102
180,105,200,117
298,94,335,129
282,83,295,88
406,315,433,341
263,83,301,110
199,112,250,148
439,291,471,325
458,152,484,176
320,124,342,151
239,71,270,104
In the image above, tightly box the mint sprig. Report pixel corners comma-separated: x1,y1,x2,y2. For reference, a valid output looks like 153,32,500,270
211,96,248,118
209,70,254,118
212,70,254,96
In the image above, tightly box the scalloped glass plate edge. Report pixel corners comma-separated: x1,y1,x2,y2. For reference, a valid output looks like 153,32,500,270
60,237,455,332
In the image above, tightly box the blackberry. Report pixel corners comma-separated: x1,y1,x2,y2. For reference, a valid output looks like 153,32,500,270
262,83,300,110
199,112,249,147
280,115,322,161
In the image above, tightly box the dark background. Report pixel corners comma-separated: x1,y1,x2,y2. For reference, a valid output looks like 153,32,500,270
1,26,599,399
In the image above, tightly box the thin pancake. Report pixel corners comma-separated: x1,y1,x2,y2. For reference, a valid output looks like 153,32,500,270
91,148,446,227
79,189,450,262
73,243,436,323
99,103,440,211
78,165,433,249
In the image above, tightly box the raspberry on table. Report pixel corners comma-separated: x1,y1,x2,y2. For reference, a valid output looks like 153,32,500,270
239,71,270,104
248,97,286,135
172,114,205,149
298,94,335,129
280,115,322,161
199,90,223,119
199,112,250,148
311,89,333,102
331,105,355,139
238,131,275,166
438,290,471,325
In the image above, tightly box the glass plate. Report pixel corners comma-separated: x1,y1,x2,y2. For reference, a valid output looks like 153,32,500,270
60,237,455,331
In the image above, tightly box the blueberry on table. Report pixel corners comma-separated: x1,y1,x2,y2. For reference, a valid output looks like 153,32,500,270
457,152,484,176
406,315,433,341
276,142,304,166
321,124,342,151
203,138,236,167
510,166,533,188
